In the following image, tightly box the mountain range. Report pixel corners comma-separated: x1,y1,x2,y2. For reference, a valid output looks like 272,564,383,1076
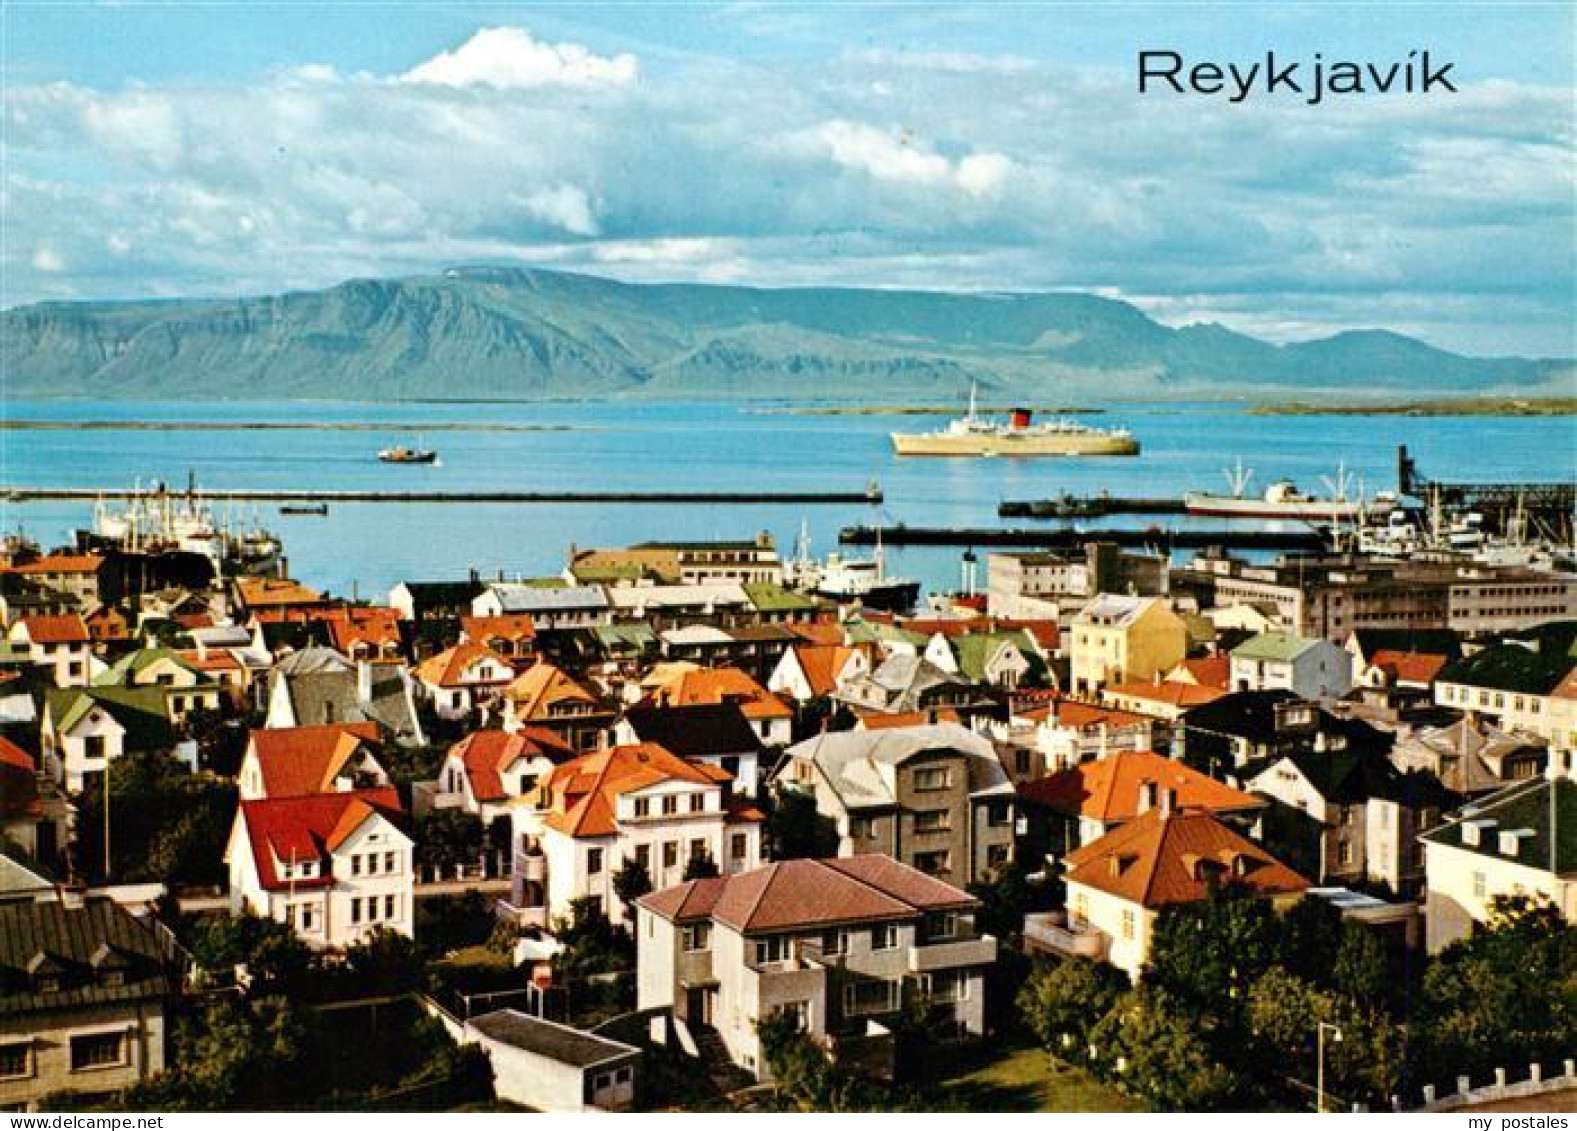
3,267,1569,402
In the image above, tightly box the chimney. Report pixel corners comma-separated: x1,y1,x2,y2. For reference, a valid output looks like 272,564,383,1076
1137,780,1158,814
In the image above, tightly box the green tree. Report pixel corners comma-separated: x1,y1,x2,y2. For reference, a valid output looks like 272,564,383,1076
766,788,839,860
182,705,249,776
551,896,634,979
612,856,653,922
1089,984,1238,1111
1144,889,1281,1025
1017,955,1129,1060
415,809,485,874
186,911,312,994
968,860,1058,941
683,847,721,880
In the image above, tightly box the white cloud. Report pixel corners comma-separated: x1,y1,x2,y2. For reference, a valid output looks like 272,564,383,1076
811,120,1014,198
31,247,64,272
515,185,600,237
400,27,637,89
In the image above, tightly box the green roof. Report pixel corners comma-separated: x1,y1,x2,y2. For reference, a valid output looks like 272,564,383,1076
47,686,178,751
845,618,928,649
743,582,819,613
1436,643,1571,696
1233,632,1322,663
571,564,653,583
95,647,211,688
953,631,1034,682
592,623,659,654
1422,778,1577,875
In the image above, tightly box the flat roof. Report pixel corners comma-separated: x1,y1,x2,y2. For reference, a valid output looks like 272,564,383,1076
469,1009,639,1069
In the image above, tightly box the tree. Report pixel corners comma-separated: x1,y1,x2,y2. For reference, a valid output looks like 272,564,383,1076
415,809,485,875
1089,984,1238,1111
73,751,237,886
1017,956,1129,1061
551,896,634,979
182,705,248,776
1144,890,1281,1025
683,847,721,880
968,860,1058,941
611,857,653,921
766,788,839,860
1247,966,1406,1109
186,911,313,995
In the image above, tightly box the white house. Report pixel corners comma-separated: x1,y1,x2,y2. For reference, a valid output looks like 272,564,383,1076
768,644,869,704
413,642,516,720
238,723,391,800
7,615,93,689
472,584,611,630
225,788,414,948
426,727,576,823
1230,633,1352,700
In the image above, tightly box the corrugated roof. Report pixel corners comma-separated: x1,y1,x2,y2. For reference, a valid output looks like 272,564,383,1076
0,897,172,1016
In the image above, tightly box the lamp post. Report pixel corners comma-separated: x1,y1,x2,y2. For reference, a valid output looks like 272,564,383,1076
1316,1021,1343,1113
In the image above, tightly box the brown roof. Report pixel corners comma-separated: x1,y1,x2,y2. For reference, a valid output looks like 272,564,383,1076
642,855,975,933
13,553,103,574
448,727,576,802
648,666,793,721
504,663,603,720
787,621,846,647
1368,649,1449,685
539,743,735,839
789,644,860,698
1022,698,1149,731
239,577,325,609
249,723,383,798
1170,655,1231,690
1103,680,1227,710
1019,750,1264,823
860,708,962,729
14,614,90,645
461,614,538,645
1063,806,1307,909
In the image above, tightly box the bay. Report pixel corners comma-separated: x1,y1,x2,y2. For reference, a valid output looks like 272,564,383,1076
1,399,1571,601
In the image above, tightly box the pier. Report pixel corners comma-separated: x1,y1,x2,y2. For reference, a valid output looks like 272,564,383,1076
4,486,882,506
997,495,1187,519
839,525,1328,553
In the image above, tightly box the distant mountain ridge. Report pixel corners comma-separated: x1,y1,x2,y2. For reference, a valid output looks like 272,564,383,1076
3,267,1568,401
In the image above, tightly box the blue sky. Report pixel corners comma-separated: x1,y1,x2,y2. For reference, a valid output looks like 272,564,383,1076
5,2,1575,355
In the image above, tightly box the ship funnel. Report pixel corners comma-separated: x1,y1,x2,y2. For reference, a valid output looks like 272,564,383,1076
1009,408,1033,430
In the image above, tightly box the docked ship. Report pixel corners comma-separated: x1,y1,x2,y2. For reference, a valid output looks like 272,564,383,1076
86,477,284,576
1184,460,1394,522
784,523,921,613
890,387,1139,457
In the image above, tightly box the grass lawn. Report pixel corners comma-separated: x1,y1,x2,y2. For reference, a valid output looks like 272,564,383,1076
938,1044,1140,1113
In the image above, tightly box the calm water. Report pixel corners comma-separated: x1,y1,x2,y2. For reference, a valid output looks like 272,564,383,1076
2,399,1573,601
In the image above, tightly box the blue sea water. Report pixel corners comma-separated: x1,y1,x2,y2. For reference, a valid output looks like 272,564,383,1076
1,399,1572,601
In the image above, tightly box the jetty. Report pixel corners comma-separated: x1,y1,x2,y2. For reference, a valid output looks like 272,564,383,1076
4,486,882,506
998,494,1187,519
839,525,1328,553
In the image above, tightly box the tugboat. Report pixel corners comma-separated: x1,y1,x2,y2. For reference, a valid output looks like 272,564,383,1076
891,383,1139,457
377,441,438,464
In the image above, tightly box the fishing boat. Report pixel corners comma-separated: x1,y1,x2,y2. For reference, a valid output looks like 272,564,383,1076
1184,460,1393,521
890,384,1139,457
784,522,920,613
377,443,438,464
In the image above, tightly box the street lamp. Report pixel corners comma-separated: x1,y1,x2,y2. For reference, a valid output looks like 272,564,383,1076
1316,1021,1343,1113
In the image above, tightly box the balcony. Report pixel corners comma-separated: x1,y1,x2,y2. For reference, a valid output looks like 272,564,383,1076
1023,911,1109,962
907,934,998,973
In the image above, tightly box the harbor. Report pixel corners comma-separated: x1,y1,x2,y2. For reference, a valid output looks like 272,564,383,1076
838,524,1329,552
6,485,884,506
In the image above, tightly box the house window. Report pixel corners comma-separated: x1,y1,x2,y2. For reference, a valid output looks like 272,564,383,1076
352,855,362,876
871,923,899,951
662,796,679,815
351,898,362,924
987,801,1012,827
588,848,605,875
634,798,651,818
84,735,106,761
70,1032,125,1072
298,904,315,931
690,793,705,813
774,1000,810,1030
367,853,379,876
385,894,396,920
663,842,679,868
843,979,900,1016
987,843,1010,868
754,935,792,965
683,924,711,951
821,929,847,956
384,851,396,873
914,850,950,875
1337,841,1353,867
850,816,874,840
922,912,958,942
0,1043,30,1080
730,832,748,860
914,810,950,834
689,838,706,862
913,767,950,792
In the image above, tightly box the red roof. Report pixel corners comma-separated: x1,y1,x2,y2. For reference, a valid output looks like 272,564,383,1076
1064,806,1307,909
0,737,40,820
14,614,90,645
248,724,383,798
414,641,515,689
1021,697,1149,731
14,553,103,574
1103,680,1227,710
647,666,793,721
787,621,846,647
1170,654,1231,690
860,709,962,729
448,727,576,802
235,788,405,890
461,614,538,644
1368,649,1449,686
1019,750,1264,823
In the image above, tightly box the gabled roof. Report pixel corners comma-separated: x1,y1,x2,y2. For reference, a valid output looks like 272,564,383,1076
1420,777,1577,875
448,727,576,802
1169,655,1231,690
414,641,514,689
97,647,211,687
743,582,820,613
1063,807,1307,909
783,723,1012,808
46,686,176,750
624,703,765,757
13,614,90,645
1348,627,1462,663
239,577,325,608
787,621,846,647
640,854,976,933
1021,750,1264,822
1104,680,1227,710
1232,632,1326,663
645,666,793,721
249,723,383,798
539,744,734,839
460,613,538,644
235,788,406,890
12,553,104,575
504,663,603,719
1368,649,1449,685
787,644,860,697
1073,594,1165,629
484,583,608,614
1436,643,1572,696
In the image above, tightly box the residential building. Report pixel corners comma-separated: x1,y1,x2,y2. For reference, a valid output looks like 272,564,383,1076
1433,643,1575,747
511,744,763,925
425,727,576,823
1229,632,1353,700
41,687,187,792
238,723,390,800
0,895,173,1111
1100,679,1227,723
768,644,870,703
0,739,65,869
472,584,612,630
636,855,996,1079
1420,777,1576,952
388,578,486,626
986,544,1167,621
93,648,223,725
1391,716,1547,798
618,703,766,796
501,664,613,752
7,616,92,689
774,724,1016,884
1029,801,1307,980
1014,697,1154,776
460,614,539,665
834,653,987,719
225,788,414,947
1068,596,1187,696
452,1010,639,1113
641,664,794,747
413,641,516,720
6,554,108,608
263,647,426,747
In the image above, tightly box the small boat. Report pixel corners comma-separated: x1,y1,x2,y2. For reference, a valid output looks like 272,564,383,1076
378,441,438,464
280,503,329,516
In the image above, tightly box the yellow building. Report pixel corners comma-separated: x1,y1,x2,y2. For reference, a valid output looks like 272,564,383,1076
1069,595,1187,697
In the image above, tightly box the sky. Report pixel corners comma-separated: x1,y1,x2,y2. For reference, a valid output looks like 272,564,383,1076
4,2,1575,356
